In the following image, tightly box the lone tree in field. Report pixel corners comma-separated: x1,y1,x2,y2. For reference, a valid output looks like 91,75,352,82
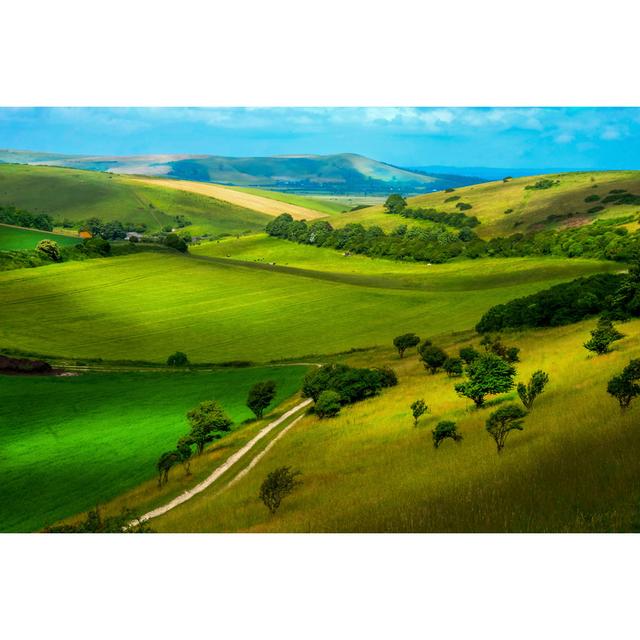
384,193,407,215
485,404,527,453
157,450,181,486
36,239,61,262
584,318,625,355
418,342,448,374
247,380,277,419
432,421,463,449
607,359,640,410
517,370,550,410
259,466,302,515
176,436,193,476
167,351,189,367
455,353,516,407
443,357,464,377
186,400,233,454
410,399,428,427
315,390,342,418
393,333,421,358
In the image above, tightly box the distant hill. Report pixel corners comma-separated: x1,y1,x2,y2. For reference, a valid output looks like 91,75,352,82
0,149,484,195
409,165,585,182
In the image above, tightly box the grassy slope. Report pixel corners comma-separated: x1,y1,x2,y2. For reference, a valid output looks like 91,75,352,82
229,186,348,215
0,251,618,363
0,164,271,236
152,319,640,533
0,224,80,250
0,366,307,532
340,171,640,238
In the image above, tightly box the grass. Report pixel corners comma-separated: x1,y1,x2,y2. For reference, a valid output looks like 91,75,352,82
150,318,640,533
341,170,640,238
229,186,348,215
0,223,81,251
0,250,618,363
0,365,308,532
0,164,271,236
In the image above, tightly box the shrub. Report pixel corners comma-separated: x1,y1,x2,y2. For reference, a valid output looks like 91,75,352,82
443,357,463,377
167,351,189,367
164,233,188,253
418,343,448,374
459,345,480,364
410,399,428,427
525,179,559,191
432,421,463,448
259,467,302,514
36,239,61,262
585,194,601,203
584,318,625,355
315,390,342,418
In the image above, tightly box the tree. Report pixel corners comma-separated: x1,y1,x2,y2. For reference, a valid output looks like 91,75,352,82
418,343,448,374
186,401,233,454
36,239,61,262
410,399,428,427
167,351,189,367
164,232,188,253
393,333,420,358
259,466,302,514
485,404,527,453
247,380,277,419
443,357,463,377
315,390,342,418
383,194,407,215
44,507,153,533
432,421,463,449
455,353,516,407
607,359,640,410
176,436,193,475
517,370,549,410
156,450,181,486
459,345,480,364
584,318,625,355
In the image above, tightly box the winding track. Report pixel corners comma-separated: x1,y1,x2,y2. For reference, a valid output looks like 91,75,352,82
131,398,312,526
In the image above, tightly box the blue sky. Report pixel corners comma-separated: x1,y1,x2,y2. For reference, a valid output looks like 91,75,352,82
1,107,639,169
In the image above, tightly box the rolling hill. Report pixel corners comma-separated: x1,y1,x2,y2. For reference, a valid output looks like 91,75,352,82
0,149,484,194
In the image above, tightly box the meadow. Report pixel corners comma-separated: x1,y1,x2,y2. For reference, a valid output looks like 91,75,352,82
0,223,80,251
228,186,349,215
0,365,308,532
0,164,271,236
149,319,640,533
0,250,617,363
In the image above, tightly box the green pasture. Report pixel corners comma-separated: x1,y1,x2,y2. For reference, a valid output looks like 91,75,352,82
0,251,618,363
0,366,307,532
152,319,640,533
0,224,80,251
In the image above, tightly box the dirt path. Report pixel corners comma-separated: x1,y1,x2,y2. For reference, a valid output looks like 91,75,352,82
131,177,326,220
130,398,312,526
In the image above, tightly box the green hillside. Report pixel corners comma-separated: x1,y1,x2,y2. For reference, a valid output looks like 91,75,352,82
0,164,271,236
0,224,80,251
341,170,640,238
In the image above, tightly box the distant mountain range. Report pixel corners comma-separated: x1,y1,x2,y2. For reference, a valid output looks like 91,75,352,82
0,150,485,195
409,165,585,181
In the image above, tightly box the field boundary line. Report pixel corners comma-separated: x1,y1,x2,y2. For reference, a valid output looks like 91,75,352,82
130,398,312,526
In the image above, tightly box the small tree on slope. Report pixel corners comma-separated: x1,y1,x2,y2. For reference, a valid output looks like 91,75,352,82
393,333,421,358
584,318,625,355
259,467,302,515
517,370,550,410
486,404,527,453
455,353,516,408
432,421,463,449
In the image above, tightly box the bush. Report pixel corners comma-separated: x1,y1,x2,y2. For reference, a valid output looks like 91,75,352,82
315,390,342,418
432,421,462,448
167,351,189,367
459,345,480,364
607,359,640,410
164,233,188,253
36,239,61,262
259,467,302,514
443,357,463,377
584,318,625,355
418,343,448,374
525,179,559,191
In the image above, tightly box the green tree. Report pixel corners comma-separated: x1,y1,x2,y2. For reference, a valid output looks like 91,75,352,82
164,232,188,253
485,404,527,453
607,359,640,410
167,351,189,367
455,353,517,407
393,333,420,358
517,370,549,410
156,450,181,486
187,401,233,454
443,357,463,377
383,194,407,215
315,390,342,418
176,436,193,475
459,345,480,364
259,466,302,514
247,380,277,419
584,318,625,355
418,343,448,374
36,239,61,262
410,399,428,427
432,421,463,449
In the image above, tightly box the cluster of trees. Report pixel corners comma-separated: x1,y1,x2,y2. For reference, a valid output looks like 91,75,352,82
44,507,153,533
475,272,636,333
302,363,397,418
524,178,559,190
383,194,480,228
0,205,54,231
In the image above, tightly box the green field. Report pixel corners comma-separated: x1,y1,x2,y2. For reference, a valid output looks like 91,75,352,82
229,186,349,215
340,170,640,237
0,224,80,251
0,250,618,363
0,164,271,236
148,319,640,533
0,366,308,532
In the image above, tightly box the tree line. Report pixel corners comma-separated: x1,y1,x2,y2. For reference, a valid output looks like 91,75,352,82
0,205,54,231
